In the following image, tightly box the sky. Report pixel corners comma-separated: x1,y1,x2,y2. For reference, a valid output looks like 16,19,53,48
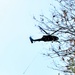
0,0,64,75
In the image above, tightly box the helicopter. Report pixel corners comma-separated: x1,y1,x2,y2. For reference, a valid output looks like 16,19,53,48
29,26,59,43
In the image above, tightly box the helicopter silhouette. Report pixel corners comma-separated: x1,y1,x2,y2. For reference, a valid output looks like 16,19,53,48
29,26,59,43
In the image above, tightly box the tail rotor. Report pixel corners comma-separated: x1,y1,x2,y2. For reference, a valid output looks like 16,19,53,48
29,37,34,43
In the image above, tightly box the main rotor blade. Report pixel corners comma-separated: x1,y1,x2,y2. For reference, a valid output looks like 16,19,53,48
38,26,50,35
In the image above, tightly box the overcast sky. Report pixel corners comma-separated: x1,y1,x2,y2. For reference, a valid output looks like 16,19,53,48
0,0,64,75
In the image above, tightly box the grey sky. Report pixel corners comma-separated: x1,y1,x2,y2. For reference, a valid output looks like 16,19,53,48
0,0,64,75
